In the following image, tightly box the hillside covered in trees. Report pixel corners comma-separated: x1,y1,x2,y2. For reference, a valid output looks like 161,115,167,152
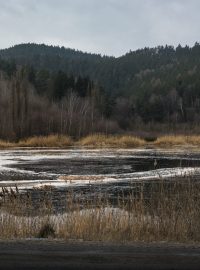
1,43,200,140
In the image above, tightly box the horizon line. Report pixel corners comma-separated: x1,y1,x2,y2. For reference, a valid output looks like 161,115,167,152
0,41,200,58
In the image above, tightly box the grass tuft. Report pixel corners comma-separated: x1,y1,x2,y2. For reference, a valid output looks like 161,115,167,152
0,140,14,149
154,135,186,146
155,135,200,147
1,180,200,242
79,134,145,148
118,135,146,147
18,135,72,148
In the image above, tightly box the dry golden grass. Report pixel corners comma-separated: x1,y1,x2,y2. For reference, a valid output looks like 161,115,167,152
118,136,145,147
79,134,145,148
186,135,200,145
154,135,200,147
79,134,108,147
18,135,73,148
1,180,200,242
154,135,187,146
2,134,200,149
0,140,14,149
59,175,104,181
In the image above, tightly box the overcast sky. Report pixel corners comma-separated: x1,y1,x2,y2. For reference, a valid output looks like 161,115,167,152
0,0,199,56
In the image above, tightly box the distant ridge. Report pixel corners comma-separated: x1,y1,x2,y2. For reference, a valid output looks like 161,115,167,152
1,42,200,134
1,42,200,95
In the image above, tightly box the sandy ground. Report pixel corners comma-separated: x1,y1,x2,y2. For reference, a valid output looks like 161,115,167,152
0,240,200,270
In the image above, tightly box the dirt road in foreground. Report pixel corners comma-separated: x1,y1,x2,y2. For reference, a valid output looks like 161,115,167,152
0,240,199,270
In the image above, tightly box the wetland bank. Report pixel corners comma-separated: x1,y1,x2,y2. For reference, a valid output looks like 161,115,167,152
2,4,200,267
1,143,200,242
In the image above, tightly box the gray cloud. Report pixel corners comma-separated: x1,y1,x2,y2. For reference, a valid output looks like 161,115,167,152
0,0,199,56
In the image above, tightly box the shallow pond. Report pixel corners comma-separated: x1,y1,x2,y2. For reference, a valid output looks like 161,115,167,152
1,147,200,211
0,147,200,190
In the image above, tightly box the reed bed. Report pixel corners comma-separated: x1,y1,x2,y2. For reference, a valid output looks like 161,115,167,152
78,134,145,148
155,135,200,147
0,180,200,243
2,134,200,148
18,135,73,148
0,140,14,149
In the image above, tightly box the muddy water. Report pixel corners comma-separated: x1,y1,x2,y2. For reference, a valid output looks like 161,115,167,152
1,147,200,209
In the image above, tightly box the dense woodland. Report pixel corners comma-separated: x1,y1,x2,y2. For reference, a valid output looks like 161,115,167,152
1,43,200,140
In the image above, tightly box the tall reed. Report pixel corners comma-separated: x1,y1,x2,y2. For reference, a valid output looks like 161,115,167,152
0,179,200,243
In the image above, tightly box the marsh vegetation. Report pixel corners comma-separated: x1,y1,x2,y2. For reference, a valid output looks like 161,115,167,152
0,147,200,242
2,134,200,148
0,179,200,243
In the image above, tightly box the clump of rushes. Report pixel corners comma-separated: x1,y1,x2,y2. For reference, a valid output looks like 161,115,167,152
78,134,108,147
1,179,200,242
186,135,200,145
0,140,14,149
154,135,200,147
18,135,73,148
79,134,145,148
154,135,187,146
117,136,146,147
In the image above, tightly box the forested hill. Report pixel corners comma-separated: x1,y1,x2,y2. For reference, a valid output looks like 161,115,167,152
0,43,116,92
1,42,200,138
1,43,200,96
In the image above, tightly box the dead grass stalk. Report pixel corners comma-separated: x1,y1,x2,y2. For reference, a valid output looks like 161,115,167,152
79,134,145,148
0,180,200,243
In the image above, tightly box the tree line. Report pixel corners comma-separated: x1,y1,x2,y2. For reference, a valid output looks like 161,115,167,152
1,43,200,139
0,62,116,140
